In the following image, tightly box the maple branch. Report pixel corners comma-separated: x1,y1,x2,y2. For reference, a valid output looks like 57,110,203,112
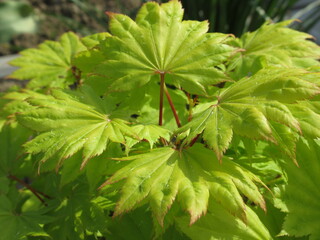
8,174,50,206
164,84,181,128
189,134,200,147
159,73,165,126
183,90,198,122
158,73,168,145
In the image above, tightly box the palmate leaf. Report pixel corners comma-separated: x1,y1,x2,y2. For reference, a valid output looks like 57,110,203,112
105,206,154,240
16,87,138,169
288,100,320,139
126,124,171,150
254,200,290,240
176,68,320,160
9,32,87,89
106,205,189,240
80,32,110,49
44,179,101,240
281,138,320,239
0,195,52,240
72,33,111,95
228,20,320,79
100,144,265,225
94,0,234,95
177,200,272,240
2,89,45,121
0,122,31,175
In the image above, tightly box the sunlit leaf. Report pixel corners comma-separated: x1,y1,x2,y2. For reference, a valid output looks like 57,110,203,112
126,124,171,151
9,32,86,89
177,200,271,240
288,100,320,139
93,0,234,95
100,144,265,225
229,20,320,79
17,87,138,169
176,68,320,160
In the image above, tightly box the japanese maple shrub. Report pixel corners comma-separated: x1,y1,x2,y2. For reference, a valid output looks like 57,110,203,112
1,0,320,239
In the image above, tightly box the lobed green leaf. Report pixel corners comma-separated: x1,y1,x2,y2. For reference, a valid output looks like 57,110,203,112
177,200,272,240
17,87,138,169
9,32,87,89
93,0,234,95
281,138,320,239
228,20,320,79
176,68,320,160
100,144,265,226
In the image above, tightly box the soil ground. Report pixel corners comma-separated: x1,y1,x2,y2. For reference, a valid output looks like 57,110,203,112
0,0,142,56
0,0,144,91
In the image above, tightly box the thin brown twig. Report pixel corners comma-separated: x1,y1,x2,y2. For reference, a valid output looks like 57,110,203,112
159,73,165,126
189,134,200,147
8,174,50,206
164,84,181,128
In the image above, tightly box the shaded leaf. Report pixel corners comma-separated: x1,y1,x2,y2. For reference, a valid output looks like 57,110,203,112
0,122,31,174
43,181,93,240
60,152,83,186
281,138,320,239
85,143,124,191
0,195,52,240
254,200,288,239
105,206,154,240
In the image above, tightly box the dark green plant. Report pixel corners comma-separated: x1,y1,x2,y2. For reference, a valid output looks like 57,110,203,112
180,0,320,37
1,1,320,239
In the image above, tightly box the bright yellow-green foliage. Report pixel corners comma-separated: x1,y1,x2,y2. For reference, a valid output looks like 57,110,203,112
1,0,320,239
101,144,265,225
9,32,86,89
176,68,320,160
94,0,235,95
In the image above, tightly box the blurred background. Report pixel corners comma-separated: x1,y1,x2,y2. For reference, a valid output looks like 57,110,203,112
0,0,319,89
0,0,319,56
